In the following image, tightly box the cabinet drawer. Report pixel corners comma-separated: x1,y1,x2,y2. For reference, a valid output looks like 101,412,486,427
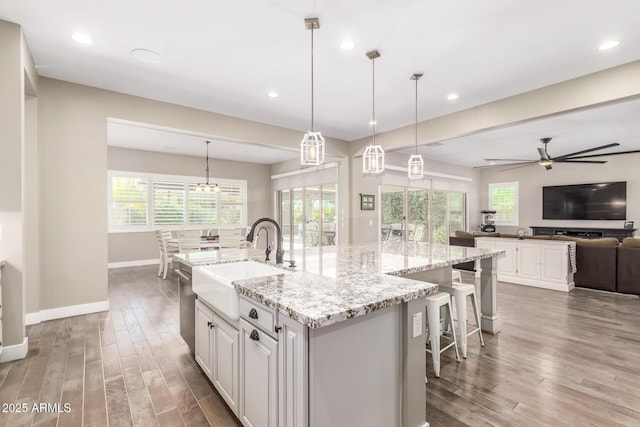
239,295,277,338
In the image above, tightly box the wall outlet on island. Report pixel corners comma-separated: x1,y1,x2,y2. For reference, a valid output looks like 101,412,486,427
412,312,422,338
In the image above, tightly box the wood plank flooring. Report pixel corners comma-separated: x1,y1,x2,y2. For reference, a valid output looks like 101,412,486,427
1,266,639,426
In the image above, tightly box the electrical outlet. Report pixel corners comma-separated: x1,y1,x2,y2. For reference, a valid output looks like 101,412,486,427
412,312,422,338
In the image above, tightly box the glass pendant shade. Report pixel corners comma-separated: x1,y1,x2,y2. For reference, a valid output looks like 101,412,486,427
408,154,424,179
363,144,385,174
300,131,325,165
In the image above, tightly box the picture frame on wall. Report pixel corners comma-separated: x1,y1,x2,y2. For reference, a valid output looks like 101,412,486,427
360,194,375,210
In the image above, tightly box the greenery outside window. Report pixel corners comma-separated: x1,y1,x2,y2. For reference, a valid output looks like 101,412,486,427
488,181,519,226
108,171,246,232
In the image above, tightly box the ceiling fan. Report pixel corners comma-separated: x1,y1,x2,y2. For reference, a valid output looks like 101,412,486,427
483,137,640,171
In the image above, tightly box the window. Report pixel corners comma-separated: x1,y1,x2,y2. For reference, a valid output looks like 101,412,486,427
488,182,518,226
108,171,246,232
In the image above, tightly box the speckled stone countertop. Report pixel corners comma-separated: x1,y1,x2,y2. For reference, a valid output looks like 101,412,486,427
174,242,503,329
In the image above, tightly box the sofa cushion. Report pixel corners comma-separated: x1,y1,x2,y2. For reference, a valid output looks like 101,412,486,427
454,230,500,239
621,237,640,248
552,235,619,247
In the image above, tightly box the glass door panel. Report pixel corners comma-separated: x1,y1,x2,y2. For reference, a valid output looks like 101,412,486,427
322,185,337,246
381,185,405,241
408,188,428,242
448,192,466,237
292,188,304,265
430,190,448,244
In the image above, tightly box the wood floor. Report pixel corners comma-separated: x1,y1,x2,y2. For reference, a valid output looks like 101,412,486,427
1,266,639,426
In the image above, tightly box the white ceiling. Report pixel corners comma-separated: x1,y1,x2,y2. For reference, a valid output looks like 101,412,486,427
3,0,640,166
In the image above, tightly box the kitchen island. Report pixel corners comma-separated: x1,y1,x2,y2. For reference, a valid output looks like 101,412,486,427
174,242,503,427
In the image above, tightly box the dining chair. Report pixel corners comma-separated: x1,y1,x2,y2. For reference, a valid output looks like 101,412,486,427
155,229,176,279
177,229,201,252
218,228,241,249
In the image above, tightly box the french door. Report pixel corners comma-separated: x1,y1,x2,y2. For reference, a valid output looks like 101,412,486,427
277,184,337,274
380,185,466,244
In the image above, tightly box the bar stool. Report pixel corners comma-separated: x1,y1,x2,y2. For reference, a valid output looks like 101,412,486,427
451,283,484,358
425,292,460,378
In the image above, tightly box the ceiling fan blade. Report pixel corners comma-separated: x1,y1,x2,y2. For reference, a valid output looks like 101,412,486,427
483,158,535,162
475,160,537,169
500,162,538,172
556,159,607,164
561,149,640,159
552,143,620,160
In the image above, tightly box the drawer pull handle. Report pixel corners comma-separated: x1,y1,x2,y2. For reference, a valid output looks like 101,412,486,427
249,308,259,319
250,330,260,341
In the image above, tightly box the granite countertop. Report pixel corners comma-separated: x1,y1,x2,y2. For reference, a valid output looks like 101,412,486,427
174,242,504,329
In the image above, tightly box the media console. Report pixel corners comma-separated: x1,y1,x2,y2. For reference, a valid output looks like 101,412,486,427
530,226,636,242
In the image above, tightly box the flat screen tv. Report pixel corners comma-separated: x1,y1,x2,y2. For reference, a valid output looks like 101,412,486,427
542,181,626,220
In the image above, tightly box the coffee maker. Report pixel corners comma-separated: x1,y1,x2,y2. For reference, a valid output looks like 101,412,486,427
480,210,496,232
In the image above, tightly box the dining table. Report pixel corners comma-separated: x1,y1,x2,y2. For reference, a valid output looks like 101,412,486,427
166,238,220,250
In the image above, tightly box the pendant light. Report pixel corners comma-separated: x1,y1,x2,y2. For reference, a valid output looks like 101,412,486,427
408,73,424,179
300,17,325,166
363,49,384,174
196,140,219,192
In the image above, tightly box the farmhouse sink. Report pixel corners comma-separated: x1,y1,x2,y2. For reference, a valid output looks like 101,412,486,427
192,261,290,320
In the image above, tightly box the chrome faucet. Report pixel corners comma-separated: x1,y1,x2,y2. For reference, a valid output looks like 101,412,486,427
255,226,271,261
246,218,284,265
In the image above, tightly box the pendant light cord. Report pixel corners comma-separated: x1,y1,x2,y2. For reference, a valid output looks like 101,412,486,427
310,26,315,132
205,141,210,184
415,78,418,155
372,56,376,144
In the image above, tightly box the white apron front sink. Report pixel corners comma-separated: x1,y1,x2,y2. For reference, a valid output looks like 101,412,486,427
192,261,289,320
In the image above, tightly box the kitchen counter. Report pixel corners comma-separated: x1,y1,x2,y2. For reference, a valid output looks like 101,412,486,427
174,241,503,329
174,242,504,427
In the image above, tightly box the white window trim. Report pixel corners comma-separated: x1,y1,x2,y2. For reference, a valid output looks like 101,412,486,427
108,170,247,233
488,181,519,226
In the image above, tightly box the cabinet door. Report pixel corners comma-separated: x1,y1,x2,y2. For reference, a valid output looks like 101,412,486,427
195,300,214,380
278,315,307,427
517,242,541,280
239,319,278,427
213,314,239,416
540,244,568,283
495,240,517,276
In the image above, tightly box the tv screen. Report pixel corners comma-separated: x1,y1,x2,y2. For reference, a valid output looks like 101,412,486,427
542,182,627,220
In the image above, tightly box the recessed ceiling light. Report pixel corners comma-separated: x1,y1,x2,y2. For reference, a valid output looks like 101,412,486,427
369,120,377,125
72,32,92,45
339,40,356,51
447,93,459,101
267,91,278,98
131,48,162,64
598,40,620,50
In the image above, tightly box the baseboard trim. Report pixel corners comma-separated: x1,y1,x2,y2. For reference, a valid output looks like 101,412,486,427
108,258,159,269
0,337,29,363
25,299,110,326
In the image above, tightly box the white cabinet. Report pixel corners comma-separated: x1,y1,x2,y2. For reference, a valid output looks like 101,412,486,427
239,318,278,427
278,313,307,427
476,237,574,292
195,299,239,415
212,313,239,415
195,300,214,379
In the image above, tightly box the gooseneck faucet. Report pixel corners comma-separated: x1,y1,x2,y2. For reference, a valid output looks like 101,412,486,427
246,218,284,265
255,226,271,261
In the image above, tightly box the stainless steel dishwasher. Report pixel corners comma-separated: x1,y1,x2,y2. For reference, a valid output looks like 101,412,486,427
176,263,195,354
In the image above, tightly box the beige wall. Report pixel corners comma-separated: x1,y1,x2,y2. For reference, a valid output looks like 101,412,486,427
0,20,38,350
37,76,351,313
107,147,272,263
478,153,640,235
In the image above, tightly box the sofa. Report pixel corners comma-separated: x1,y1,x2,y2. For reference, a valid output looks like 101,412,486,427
450,230,635,294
